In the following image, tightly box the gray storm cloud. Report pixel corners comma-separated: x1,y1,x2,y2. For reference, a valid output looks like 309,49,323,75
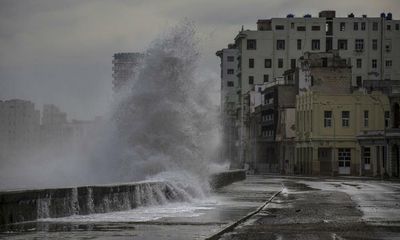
1,0,399,119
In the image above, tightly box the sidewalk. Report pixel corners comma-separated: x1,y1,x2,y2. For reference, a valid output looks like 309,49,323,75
215,177,400,240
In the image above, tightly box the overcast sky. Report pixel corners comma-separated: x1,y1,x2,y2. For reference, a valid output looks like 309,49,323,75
0,0,399,120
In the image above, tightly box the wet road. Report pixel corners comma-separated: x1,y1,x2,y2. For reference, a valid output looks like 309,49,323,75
220,176,400,240
1,176,400,239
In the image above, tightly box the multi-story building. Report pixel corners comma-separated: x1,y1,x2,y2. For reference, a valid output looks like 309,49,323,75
234,11,399,91
358,80,400,177
112,52,143,92
248,79,297,173
216,44,240,166
218,10,400,171
0,99,40,156
294,52,390,176
41,104,68,145
296,91,389,175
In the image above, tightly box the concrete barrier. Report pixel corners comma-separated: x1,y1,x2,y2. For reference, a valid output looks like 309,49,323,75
0,170,246,226
0,181,187,226
209,169,246,190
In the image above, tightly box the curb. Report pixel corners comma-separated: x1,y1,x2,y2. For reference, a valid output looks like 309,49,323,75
205,189,282,240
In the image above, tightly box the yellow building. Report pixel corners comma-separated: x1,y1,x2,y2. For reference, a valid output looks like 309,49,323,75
296,91,390,176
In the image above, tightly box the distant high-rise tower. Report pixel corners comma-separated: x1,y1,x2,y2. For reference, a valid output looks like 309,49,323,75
112,52,143,92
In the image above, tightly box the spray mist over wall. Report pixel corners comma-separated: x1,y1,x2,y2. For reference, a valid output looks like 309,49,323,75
0,21,222,192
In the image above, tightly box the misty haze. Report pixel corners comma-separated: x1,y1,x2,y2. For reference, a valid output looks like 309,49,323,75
1,1,400,240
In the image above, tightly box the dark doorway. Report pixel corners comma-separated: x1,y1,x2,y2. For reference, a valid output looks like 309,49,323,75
392,103,400,128
319,148,332,175
393,145,400,177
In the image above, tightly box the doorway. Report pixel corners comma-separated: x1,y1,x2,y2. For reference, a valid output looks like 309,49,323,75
318,148,332,175
338,148,351,175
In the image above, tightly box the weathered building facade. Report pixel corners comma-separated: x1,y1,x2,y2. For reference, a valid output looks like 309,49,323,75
247,79,297,173
217,11,400,175
296,91,389,175
359,80,400,177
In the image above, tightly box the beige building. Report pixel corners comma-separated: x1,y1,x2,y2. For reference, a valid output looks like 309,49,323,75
360,80,400,177
296,91,389,175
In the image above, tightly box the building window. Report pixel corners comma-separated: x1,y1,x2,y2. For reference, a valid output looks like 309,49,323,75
356,59,362,68
364,110,369,127
338,39,348,50
249,58,254,68
356,76,362,87
297,26,306,31
373,22,378,31
248,76,254,85
361,22,366,31
264,59,272,68
277,40,285,50
275,25,284,30
372,59,377,69
227,56,234,62
278,58,283,68
312,39,320,50
364,147,371,167
322,58,328,67
396,24,399,30
324,111,332,128
263,74,269,82
297,39,302,50
355,39,364,51
386,60,392,68
247,39,257,50
291,59,296,69
353,22,359,31
385,111,390,128
342,111,350,127
385,42,391,52
340,22,346,31
338,148,351,167
387,24,391,31
227,81,234,87
372,39,378,50
227,69,234,74
312,25,321,31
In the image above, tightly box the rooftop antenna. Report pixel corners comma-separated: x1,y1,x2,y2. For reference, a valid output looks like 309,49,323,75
241,25,244,31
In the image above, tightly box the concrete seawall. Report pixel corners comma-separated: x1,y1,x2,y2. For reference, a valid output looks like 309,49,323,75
0,170,246,226
209,169,246,189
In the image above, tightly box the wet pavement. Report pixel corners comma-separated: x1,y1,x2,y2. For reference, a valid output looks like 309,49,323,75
220,176,400,240
1,176,400,239
0,176,282,240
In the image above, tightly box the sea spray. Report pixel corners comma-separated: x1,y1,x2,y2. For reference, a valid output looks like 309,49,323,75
0,21,221,194
89,21,220,197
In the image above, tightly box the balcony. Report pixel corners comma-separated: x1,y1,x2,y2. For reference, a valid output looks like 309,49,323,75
264,78,294,89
